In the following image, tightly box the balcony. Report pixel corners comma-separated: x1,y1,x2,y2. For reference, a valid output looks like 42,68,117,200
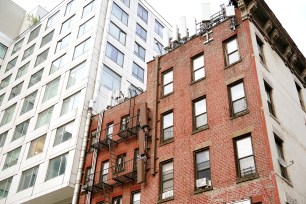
112,159,137,184
83,171,115,194
91,137,117,151
117,115,139,141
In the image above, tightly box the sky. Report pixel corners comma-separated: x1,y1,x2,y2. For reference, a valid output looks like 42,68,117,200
12,0,306,56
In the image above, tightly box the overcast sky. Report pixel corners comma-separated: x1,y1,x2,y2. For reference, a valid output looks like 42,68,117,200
12,0,306,56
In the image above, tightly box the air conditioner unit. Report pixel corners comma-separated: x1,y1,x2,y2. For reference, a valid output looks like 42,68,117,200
162,190,173,199
196,178,208,188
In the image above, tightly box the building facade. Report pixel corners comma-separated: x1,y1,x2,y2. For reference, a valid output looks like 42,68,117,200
81,0,306,204
0,0,169,203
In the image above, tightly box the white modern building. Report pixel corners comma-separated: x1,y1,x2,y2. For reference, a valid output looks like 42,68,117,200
0,0,170,203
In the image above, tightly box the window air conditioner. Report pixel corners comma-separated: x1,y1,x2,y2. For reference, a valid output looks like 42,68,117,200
196,178,208,188
162,190,173,199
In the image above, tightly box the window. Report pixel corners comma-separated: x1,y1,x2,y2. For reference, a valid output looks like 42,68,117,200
295,82,305,108
229,81,247,116
192,54,205,81
28,25,41,43
12,119,30,141
106,43,124,67
20,91,37,115
46,153,68,180
106,123,114,139
274,135,289,180
16,62,29,79
155,20,164,37
27,135,46,158
160,161,173,200
162,112,173,142
3,146,21,169
195,149,211,187
129,84,142,97
0,177,12,199
28,68,44,88
55,34,71,53
256,37,265,64
101,65,121,93
46,11,60,30
234,136,256,178
35,48,49,66
9,81,24,100
12,38,24,55
134,42,146,61
42,77,60,102
35,106,54,129
65,0,77,15
264,82,275,117
136,24,147,41
120,0,129,7
84,166,92,184
193,98,207,130
18,166,39,191
112,196,122,204
6,57,18,72
0,131,8,148
54,121,74,146
154,39,164,55
224,38,240,65
50,54,67,74
0,103,16,126
73,38,91,59
0,43,8,59
60,92,81,116
112,3,128,25
137,4,148,23
67,61,87,88
131,191,140,204
109,22,126,45
61,15,75,34
100,161,109,182
0,94,4,106
82,0,96,18
40,30,54,48
0,74,11,90
162,70,173,96
78,17,95,38
132,63,144,82
120,115,130,130
115,154,126,172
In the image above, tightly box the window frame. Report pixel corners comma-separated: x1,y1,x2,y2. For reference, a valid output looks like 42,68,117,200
106,42,124,67
106,122,114,139
192,97,208,131
12,38,24,55
27,135,46,158
9,81,24,100
115,153,126,172
67,61,87,89
295,82,305,109
0,103,16,126
28,25,41,43
159,160,174,200
228,80,248,117
224,37,240,66
256,36,265,64
100,160,109,182
45,153,68,180
194,148,211,189
137,4,148,23
154,20,164,37
0,177,12,199
20,91,37,115
192,53,205,82
46,11,60,30
120,115,130,131
3,146,21,170
12,119,30,141
22,44,36,60
73,37,91,59
112,3,128,26
17,165,39,192
55,33,71,53
161,111,173,143
131,190,140,204
6,57,18,72
0,131,8,148
274,135,289,180
82,0,96,18
61,15,75,33
16,62,30,80
0,74,12,90
134,42,146,61
35,48,49,66
109,21,126,45
112,195,122,204
35,106,54,129
42,77,60,102
40,30,54,48
60,92,81,116
162,69,173,96
136,23,147,41
132,62,144,82
101,65,121,93
264,82,276,117
53,121,74,146
28,68,44,88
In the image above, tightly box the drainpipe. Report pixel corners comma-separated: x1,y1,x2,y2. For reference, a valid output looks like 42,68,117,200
71,100,93,204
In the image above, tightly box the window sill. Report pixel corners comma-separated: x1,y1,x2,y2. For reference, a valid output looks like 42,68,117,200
275,172,293,187
159,138,174,147
161,92,173,99
225,58,242,69
157,197,174,203
260,61,269,71
230,110,249,120
193,186,213,195
236,173,259,184
192,125,209,135
190,77,205,85
269,113,280,124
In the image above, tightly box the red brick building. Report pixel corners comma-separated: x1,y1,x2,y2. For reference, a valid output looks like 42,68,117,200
79,0,306,203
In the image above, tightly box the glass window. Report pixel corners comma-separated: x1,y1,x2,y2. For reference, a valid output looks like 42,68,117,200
60,92,81,116
46,11,60,30
3,146,21,169
35,48,49,66
18,166,39,191
112,3,128,25
120,0,129,7
225,38,240,65
115,154,125,172
27,135,46,158
100,161,109,182
193,98,207,130
9,81,23,100
54,121,74,146
12,38,24,55
235,136,256,177
28,25,41,43
154,39,164,55
136,24,147,41
154,20,164,37
67,61,87,89
264,82,275,117
0,131,8,148
6,57,18,72
84,166,92,184
42,77,60,102
12,119,30,141
78,17,95,38
134,42,146,61
50,54,67,74
229,82,247,115
61,15,75,34
28,68,44,88
162,112,173,142
0,177,12,199
0,74,12,90
101,65,121,93
112,195,122,204
106,43,124,67
16,62,29,80
82,0,96,18
132,62,144,82
0,94,4,107
132,191,140,204
120,115,129,131
55,34,71,53
129,84,142,97
73,38,91,59
162,70,173,96
40,30,54,48
192,54,205,81
46,153,68,180
160,161,173,199
195,150,211,186
0,103,16,126
137,4,148,23
109,22,126,45
105,123,113,139
20,91,37,115
65,0,77,15
256,37,265,64
275,135,289,180
0,43,8,59
295,82,305,109
35,106,54,129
